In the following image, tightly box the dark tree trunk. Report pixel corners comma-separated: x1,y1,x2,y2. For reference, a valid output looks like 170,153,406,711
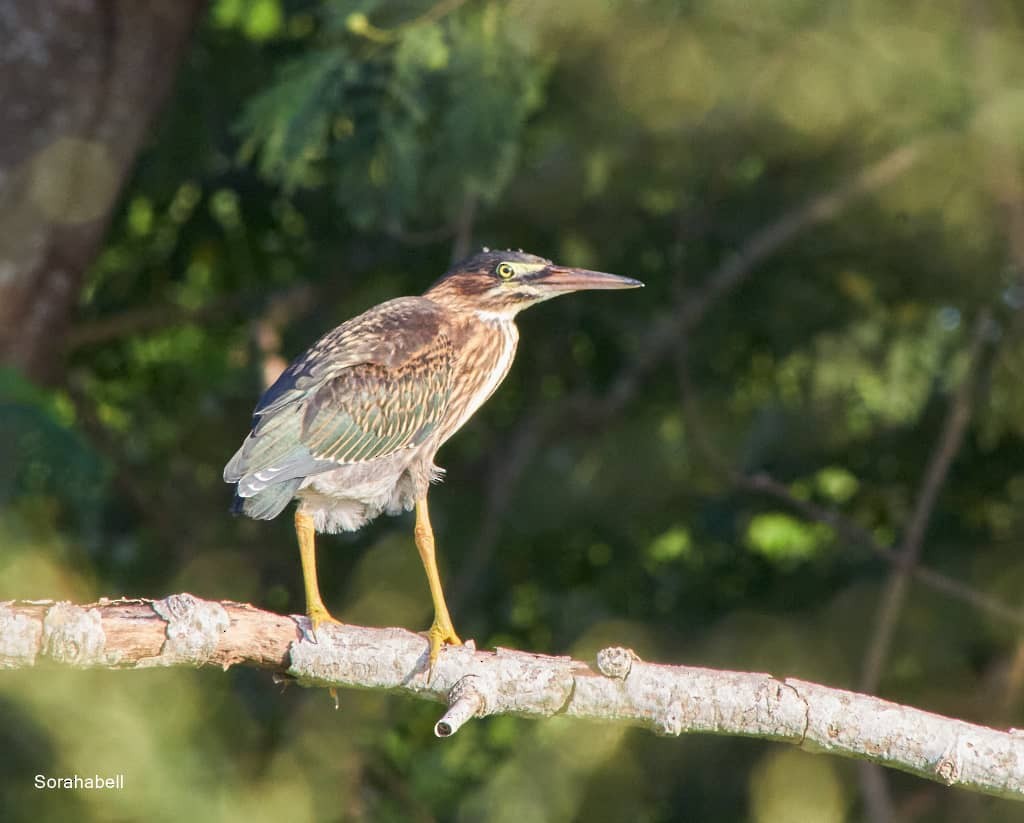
0,0,206,383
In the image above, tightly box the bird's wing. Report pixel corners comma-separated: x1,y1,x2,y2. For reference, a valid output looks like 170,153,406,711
252,297,448,417
298,339,453,462
224,298,455,491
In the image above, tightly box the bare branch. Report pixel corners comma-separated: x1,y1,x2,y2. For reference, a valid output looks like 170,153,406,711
66,294,247,349
2,594,1023,800
736,471,1024,628
969,0,1024,731
450,190,478,264
676,309,998,819
859,310,995,694
449,416,544,612
451,143,929,615
594,140,926,420
673,344,1024,630
66,283,317,350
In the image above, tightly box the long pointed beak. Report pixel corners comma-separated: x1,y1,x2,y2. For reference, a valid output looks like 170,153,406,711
537,266,644,293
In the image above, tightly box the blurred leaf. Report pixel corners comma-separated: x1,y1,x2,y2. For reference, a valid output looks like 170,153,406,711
746,512,833,565
814,466,859,504
645,525,693,568
238,50,351,190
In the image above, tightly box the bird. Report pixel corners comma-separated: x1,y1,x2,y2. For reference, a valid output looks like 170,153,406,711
224,249,643,665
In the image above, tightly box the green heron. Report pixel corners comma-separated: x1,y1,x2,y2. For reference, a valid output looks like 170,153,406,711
224,249,642,664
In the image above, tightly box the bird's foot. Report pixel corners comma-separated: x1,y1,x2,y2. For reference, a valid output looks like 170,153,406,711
427,618,462,671
304,604,342,641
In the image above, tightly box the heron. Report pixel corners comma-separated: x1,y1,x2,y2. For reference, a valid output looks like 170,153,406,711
224,249,642,664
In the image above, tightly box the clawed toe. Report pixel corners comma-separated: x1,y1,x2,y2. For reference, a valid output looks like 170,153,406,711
426,620,462,671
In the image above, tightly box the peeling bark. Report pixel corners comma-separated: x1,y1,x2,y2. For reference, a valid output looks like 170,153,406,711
1,594,1023,800
0,0,206,382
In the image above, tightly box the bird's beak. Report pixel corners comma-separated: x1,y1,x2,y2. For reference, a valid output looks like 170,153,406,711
536,266,645,293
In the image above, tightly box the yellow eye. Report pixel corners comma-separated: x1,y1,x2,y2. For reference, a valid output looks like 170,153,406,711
496,262,515,280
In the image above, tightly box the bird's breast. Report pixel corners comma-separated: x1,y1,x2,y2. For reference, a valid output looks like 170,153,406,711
438,317,519,444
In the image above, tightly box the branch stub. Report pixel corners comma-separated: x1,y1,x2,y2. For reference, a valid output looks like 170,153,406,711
435,675,487,738
596,646,638,679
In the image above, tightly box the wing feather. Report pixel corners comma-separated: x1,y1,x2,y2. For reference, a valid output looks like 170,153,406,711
299,351,453,464
224,297,455,498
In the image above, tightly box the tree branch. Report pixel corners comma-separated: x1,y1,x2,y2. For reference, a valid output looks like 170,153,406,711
592,140,927,421
0,0,207,381
859,309,996,695
452,142,929,613
2,593,1023,800
673,342,1024,631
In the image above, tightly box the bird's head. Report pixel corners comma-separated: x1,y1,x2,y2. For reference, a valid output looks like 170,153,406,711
425,249,643,318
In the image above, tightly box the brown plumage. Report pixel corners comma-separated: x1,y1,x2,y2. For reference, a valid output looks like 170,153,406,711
224,249,642,663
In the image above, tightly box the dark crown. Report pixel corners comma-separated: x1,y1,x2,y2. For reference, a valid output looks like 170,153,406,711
442,249,551,279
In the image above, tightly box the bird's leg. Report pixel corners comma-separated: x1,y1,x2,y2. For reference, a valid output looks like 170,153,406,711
414,497,462,666
295,509,341,631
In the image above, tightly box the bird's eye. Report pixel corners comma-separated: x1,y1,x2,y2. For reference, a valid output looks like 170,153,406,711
496,262,515,280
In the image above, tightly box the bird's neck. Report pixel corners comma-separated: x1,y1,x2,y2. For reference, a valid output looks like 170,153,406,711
463,307,520,349
469,307,520,323
436,308,520,444
456,308,520,374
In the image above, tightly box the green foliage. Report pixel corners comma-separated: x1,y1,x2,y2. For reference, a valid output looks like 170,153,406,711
745,512,834,566
814,466,859,504
0,370,107,540
644,525,693,569
239,4,546,228
239,50,351,189
6,0,1024,820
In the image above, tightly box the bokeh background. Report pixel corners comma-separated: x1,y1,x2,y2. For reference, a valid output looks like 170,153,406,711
3,0,1024,820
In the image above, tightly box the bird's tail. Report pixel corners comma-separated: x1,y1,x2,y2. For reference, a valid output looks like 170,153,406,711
230,478,302,520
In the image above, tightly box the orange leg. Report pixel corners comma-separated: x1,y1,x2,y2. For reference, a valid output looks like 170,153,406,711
295,509,341,630
413,497,462,666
